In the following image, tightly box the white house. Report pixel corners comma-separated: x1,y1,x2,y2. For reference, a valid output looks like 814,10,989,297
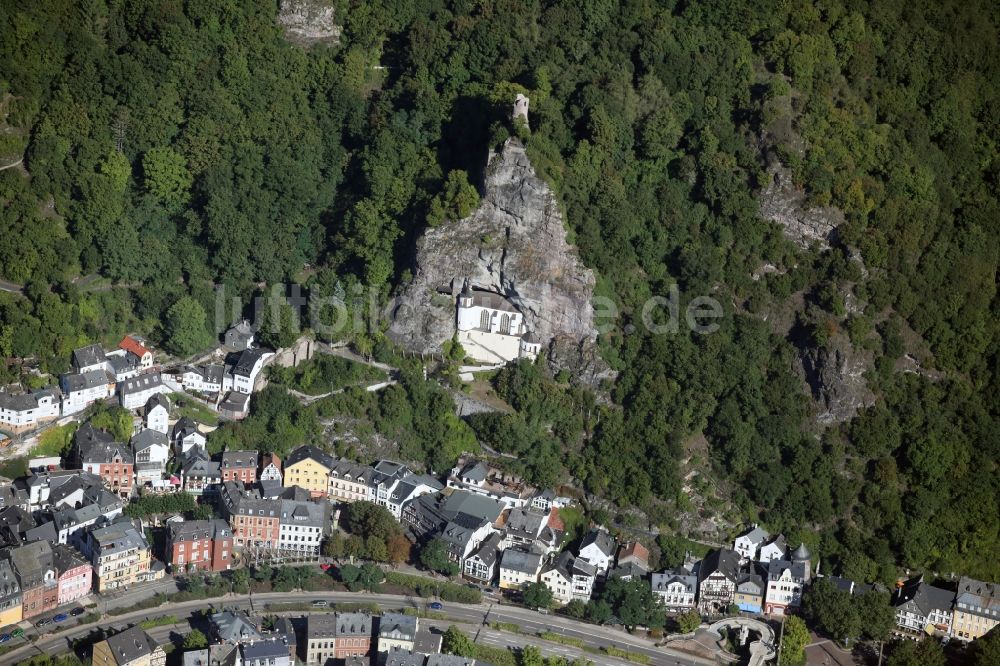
463,532,501,584
0,389,60,433
144,394,170,434
105,350,141,382
578,528,615,574
178,364,225,394
61,370,115,415
652,569,698,612
277,499,326,553
260,454,282,484
131,428,170,486
455,283,541,364
734,524,769,561
171,417,206,454
385,474,444,520
757,534,787,563
498,548,542,591
223,349,272,395
119,373,168,410
71,344,109,374
764,559,808,615
540,551,597,605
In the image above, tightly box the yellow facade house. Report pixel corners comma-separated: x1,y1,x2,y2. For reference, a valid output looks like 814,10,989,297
89,521,152,592
951,577,999,641
0,559,22,626
283,445,335,498
92,627,165,666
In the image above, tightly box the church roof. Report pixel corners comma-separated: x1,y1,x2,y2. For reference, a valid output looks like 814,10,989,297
467,290,519,313
792,542,811,560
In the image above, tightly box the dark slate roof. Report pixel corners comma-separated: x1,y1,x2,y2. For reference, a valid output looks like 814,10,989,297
72,344,106,369
381,647,425,666
699,548,743,583
468,290,518,313
284,445,336,471
171,417,201,440
459,461,488,482
63,369,112,392
222,450,258,469
104,627,160,663
169,519,231,543
378,611,417,639
81,440,133,465
652,568,697,593
108,353,140,375
52,542,87,574
468,532,502,567
240,637,288,661
131,429,168,453
0,392,39,412
766,558,807,581
120,373,163,396
955,576,1000,619
736,572,766,594
500,548,542,574
895,575,956,616
145,393,170,413
580,528,615,557
211,609,262,643
232,349,269,376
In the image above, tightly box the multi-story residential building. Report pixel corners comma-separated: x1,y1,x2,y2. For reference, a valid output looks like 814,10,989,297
463,532,502,584
371,460,411,509
733,525,769,561
166,519,233,572
92,627,166,666
652,568,698,612
0,559,22,626
171,417,207,454
307,612,373,663
106,350,141,382
735,571,766,614
72,344,109,374
540,551,597,605
131,429,170,487
7,540,57,619
578,528,616,575
386,474,444,520
224,320,255,351
143,394,170,434
53,543,92,605
178,364,225,394
52,500,118,547
498,549,542,591
764,547,812,616
78,428,134,498
61,369,115,415
85,519,152,592
329,459,376,504
501,507,549,551
0,389,60,433
221,450,259,484
224,348,272,395
892,575,955,637
284,445,336,498
951,577,999,641
260,453,283,483
181,451,222,497
119,373,168,410
219,481,280,549
118,335,155,370
378,612,418,653
757,534,787,563
698,549,742,614
616,541,650,574
278,498,327,553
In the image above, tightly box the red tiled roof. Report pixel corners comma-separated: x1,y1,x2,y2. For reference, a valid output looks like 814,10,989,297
119,335,150,358
547,507,565,531
619,540,650,564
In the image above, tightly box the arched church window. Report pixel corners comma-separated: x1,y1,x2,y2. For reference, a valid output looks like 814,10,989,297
480,310,490,330
500,314,510,335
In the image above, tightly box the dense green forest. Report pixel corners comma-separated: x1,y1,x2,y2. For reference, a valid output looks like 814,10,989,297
1,0,998,582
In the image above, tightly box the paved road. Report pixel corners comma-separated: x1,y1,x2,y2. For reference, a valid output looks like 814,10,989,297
0,591,715,666
0,278,23,295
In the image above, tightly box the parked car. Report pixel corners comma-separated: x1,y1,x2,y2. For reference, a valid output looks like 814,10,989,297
11,628,23,638
0,634,9,643
429,602,443,610
311,600,329,607
70,608,84,617
320,564,333,571
53,614,68,623
36,618,50,627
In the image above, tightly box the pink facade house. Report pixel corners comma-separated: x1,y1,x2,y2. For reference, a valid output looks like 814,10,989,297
54,544,92,605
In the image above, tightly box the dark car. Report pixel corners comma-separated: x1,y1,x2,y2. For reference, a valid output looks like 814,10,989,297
429,602,443,610
70,608,84,617
36,618,50,627
53,613,68,623
0,634,9,643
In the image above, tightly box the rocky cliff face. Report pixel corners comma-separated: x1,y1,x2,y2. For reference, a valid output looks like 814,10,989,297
758,161,842,250
277,0,341,46
388,138,609,382
800,332,875,425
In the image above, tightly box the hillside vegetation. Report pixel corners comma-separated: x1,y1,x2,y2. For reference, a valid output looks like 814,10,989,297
0,0,998,581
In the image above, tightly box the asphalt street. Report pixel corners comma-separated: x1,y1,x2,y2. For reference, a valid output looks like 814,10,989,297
0,590,717,666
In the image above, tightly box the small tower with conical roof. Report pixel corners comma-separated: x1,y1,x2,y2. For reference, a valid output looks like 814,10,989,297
791,542,812,581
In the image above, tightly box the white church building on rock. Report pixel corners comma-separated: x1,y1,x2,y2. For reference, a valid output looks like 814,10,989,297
456,283,541,364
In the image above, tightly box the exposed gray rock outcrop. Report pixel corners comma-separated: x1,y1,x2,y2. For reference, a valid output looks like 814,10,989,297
758,161,842,250
388,138,609,382
800,333,875,424
277,0,341,46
